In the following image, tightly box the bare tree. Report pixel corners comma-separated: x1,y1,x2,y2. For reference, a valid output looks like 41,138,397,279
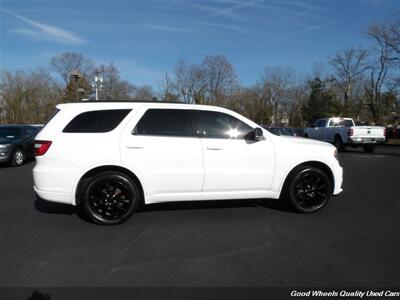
330,47,370,108
97,63,134,100
131,85,155,101
0,69,62,124
174,60,205,104
201,55,238,106
369,18,400,64
158,72,179,102
366,24,394,124
50,52,95,85
259,66,294,125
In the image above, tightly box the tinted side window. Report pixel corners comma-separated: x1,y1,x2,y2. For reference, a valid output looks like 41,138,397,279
63,109,131,133
25,128,35,138
319,119,327,127
135,109,193,137
195,110,253,139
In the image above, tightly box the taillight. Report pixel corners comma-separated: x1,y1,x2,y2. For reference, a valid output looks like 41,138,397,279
347,128,354,136
35,140,52,156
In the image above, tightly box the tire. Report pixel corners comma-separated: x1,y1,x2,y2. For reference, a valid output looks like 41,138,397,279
11,148,25,167
81,171,140,225
334,135,345,152
363,144,375,153
283,166,332,213
304,134,309,138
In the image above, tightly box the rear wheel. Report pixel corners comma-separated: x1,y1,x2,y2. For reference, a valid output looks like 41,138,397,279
334,135,345,152
284,166,332,213
363,144,375,153
11,148,25,167
81,172,140,225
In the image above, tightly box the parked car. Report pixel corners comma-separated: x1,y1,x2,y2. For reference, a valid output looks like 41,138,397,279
385,126,399,141
0,125,42,166
33,102,343,225
303,117,386,153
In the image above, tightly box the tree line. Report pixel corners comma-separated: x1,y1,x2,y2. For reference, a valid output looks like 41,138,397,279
1,16,400,126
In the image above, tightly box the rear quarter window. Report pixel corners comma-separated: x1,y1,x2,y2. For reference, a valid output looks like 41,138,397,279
63,109,131,133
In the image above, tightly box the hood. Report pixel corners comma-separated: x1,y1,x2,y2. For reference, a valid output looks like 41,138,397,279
280,136,334,148
0,137,12,144
0,137,20,144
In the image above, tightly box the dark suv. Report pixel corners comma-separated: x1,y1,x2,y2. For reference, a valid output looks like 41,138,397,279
0,125,42,166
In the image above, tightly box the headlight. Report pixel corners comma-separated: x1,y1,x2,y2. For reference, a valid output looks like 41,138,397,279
334,149,339,160
0,144,10,149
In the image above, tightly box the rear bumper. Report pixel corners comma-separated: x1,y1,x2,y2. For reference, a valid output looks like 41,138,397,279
33,158,79,205
348,137,385,144
34,185,74,205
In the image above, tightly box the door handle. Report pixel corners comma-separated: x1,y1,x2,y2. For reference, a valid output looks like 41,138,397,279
206,146,223,150
126,145,144,149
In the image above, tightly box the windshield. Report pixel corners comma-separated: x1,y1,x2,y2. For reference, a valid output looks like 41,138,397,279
0,127,22,139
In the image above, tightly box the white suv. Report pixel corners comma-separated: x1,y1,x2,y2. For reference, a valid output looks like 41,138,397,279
33,102,343,225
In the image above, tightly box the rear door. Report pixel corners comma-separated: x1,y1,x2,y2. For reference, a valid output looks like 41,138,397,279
317,119,328,141
23,127,36,159
121,108,204,198
194,109,275,192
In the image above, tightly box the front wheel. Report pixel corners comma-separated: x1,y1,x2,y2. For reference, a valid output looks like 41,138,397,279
284,166,332,213
81,172,140,225
363,144,375,153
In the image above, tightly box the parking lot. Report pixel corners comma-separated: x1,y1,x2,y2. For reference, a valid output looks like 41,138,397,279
0,145,399,287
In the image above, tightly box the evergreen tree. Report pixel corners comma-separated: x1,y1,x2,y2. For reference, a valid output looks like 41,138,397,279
63,74,92,102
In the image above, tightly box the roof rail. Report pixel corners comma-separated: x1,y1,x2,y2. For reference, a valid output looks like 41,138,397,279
66,100,190,104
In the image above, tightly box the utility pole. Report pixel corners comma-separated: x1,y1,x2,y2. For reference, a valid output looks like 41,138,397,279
93,69,103,101
70,69,82,101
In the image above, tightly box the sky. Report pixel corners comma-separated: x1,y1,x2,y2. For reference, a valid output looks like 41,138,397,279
1,0,399,87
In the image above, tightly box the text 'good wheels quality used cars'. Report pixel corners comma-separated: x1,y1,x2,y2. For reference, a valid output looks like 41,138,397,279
33,102,343,225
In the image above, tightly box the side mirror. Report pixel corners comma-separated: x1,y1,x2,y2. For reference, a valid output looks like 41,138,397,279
254,127,264,141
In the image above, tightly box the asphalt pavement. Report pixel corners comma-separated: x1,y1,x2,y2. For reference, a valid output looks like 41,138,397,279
0,145,399,288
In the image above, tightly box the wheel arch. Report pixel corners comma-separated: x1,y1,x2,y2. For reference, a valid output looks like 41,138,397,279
74,165,145,206
278,160,334,198
334,133,342,141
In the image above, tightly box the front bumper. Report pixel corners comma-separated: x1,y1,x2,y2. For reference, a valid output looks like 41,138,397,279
0,150,11,162
333,164,343,195
348,137,385,144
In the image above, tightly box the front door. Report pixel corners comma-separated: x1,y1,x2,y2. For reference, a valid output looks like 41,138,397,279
194,110,275,193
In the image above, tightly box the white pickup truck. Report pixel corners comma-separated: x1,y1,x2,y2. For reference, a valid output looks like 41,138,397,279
303,117,386,153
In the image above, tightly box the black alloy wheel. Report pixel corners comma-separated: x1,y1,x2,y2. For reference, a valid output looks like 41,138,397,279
287,166,332,213
82,172,140,225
